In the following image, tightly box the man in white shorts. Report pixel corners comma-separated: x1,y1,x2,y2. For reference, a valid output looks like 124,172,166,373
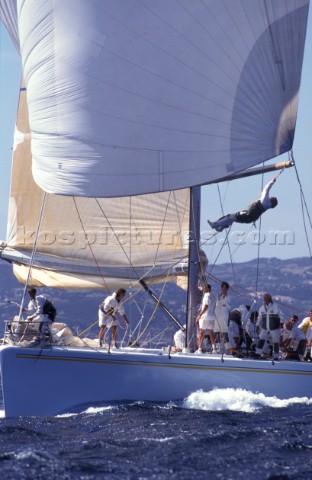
196,284,217,353
98,288,129,347
214,281,232,354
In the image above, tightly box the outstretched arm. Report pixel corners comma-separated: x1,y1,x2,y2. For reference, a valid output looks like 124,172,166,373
259,178,276,205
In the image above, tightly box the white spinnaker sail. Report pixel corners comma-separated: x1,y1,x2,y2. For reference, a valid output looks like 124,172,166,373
0,0,18,50
2,86,190,290
0,0,309,197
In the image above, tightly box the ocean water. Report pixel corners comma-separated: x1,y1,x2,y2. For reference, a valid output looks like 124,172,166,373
0,389,311,480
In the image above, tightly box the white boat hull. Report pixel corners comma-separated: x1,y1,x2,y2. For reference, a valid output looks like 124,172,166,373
0,345,311,417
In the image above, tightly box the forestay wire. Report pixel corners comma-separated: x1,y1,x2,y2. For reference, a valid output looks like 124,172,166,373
18,192,47,321
254,165,285,291
211,183,237,287
254,170,264,294
291,151,312,259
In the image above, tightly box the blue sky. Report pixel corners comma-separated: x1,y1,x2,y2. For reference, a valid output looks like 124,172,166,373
1,13,311,265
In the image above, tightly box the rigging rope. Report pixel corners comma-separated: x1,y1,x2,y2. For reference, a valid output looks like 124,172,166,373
207,165,289,298
95,195,171,284
18,192,47,321
72,197,110,292
127,191,190,346
74,191,190,345
216,183,238,288
254,170,264,294
291,151,312,259
161,158,310,331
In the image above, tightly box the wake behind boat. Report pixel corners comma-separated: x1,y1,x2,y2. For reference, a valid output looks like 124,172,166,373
0,0,311,416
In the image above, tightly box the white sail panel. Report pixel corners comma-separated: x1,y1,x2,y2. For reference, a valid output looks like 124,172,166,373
1,0,309,197
10,263,173,291
2,86,190,289
0,0,18,50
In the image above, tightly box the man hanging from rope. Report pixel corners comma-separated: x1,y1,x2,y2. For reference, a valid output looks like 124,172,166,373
208,177,278,232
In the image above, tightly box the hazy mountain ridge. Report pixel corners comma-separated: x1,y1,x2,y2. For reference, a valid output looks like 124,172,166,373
211,257,312,303
0,257,311,341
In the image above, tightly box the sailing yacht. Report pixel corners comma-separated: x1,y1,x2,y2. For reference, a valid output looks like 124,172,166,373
0,0,311,417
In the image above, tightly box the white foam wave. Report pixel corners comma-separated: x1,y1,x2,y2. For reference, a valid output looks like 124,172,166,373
56,412,78,418
183,388,312,413
15,450,43,461
56,405,115,418
133,436,177,443
82,405,116,414
0,409,5,418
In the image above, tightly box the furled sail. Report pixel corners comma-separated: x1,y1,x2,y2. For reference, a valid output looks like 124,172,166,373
1,86,190,289
0,0,310,198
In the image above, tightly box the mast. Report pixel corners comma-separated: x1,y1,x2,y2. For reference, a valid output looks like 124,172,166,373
185,186,201,352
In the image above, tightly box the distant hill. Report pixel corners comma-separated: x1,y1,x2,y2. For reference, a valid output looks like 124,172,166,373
209,256,312,314
0,257,311,344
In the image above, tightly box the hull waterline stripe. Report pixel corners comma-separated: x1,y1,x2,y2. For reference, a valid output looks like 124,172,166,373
15,354,312,376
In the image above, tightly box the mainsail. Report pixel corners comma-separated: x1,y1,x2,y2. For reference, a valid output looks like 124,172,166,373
0,0,310,198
